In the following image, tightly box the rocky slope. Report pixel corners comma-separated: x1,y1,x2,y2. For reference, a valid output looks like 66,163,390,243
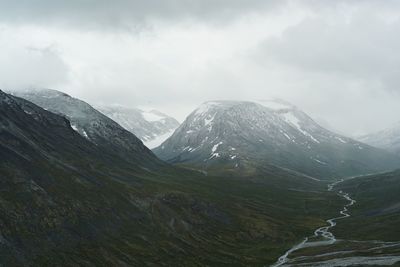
97,105,179,149
154,100,400,179
9,88,162,167
0,90,342,266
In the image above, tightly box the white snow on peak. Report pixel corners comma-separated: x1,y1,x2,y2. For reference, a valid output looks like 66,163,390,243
313,158,327,165
82,130,89,139
204,113,216,126
208,141,223,159
335,136,347,144
282,112,301,129
145,129,176,149
257,99,293,111
209,153,221,159
142,111,165,122
283,132,292,140
71,124,90,140
212,142,223,153
194,101,222,116
71,124,79,132
282,112,320,143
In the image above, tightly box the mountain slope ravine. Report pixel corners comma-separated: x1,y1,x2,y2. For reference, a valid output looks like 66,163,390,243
271,179,400,267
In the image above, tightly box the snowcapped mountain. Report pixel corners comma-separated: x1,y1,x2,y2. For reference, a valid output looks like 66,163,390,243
154,99,400,179
9,88,162,167
96,105,179,149
357,123,400,155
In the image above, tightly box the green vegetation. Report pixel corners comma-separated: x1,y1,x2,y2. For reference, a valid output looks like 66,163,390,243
0,91,346,266
0,153,342,266
333,171,400,242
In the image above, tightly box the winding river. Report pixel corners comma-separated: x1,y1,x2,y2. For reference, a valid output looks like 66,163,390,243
270,179,400,267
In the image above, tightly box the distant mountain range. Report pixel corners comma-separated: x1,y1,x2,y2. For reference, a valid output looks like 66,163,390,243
154,99,400,179
96,105,179,148
357,123,400,156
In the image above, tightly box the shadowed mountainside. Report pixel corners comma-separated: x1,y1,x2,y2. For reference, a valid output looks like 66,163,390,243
0,90,342,266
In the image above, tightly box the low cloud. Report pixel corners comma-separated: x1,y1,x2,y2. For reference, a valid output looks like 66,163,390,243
0,36,69,89
0,1,400,135
0,0,285,30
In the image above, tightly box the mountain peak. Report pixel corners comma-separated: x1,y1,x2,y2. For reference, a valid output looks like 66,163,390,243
14,88,72,98
256,98,296,111
357,122,400,155
193,101,243,115
154,99,399,179
0,89,18,107
10,88,163,168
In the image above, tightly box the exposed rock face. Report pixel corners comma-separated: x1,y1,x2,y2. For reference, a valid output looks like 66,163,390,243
9,88,162,167
0,90,338,266
154,99,400,179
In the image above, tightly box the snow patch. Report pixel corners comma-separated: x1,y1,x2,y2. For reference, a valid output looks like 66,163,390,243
209,141,223,159
145,129,176,149
142,111,164,122
336,136,347,144
194,102,221,116
212,142,223,153
71,124,79,132
282,112,320,143
312,158,327,165
258,99,291,110
204,113,216,126
209,153,221,159
82,130,89,139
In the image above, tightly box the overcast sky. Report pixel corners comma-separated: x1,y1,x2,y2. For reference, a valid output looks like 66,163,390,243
1,0,400,136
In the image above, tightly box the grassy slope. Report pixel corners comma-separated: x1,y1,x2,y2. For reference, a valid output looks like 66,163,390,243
333,170,400,242
0,151,343,266
0,92,343,266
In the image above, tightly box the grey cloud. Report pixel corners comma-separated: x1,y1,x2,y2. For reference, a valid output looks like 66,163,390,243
2,0,400,136
244,5,400,134
0,0,285,30
254,11,400,92
0,44,69,89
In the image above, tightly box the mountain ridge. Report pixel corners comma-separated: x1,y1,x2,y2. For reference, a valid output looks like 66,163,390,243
357,123,400,155
154,100,400,179
0,89,343,266
8,88,164,168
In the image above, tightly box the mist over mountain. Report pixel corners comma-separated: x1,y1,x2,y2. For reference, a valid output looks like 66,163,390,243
96,105,179,149
154,99,400,179
3,1,400,266
357,123,400,156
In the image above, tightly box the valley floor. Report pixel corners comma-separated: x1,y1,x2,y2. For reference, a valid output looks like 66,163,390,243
271,176,400,267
